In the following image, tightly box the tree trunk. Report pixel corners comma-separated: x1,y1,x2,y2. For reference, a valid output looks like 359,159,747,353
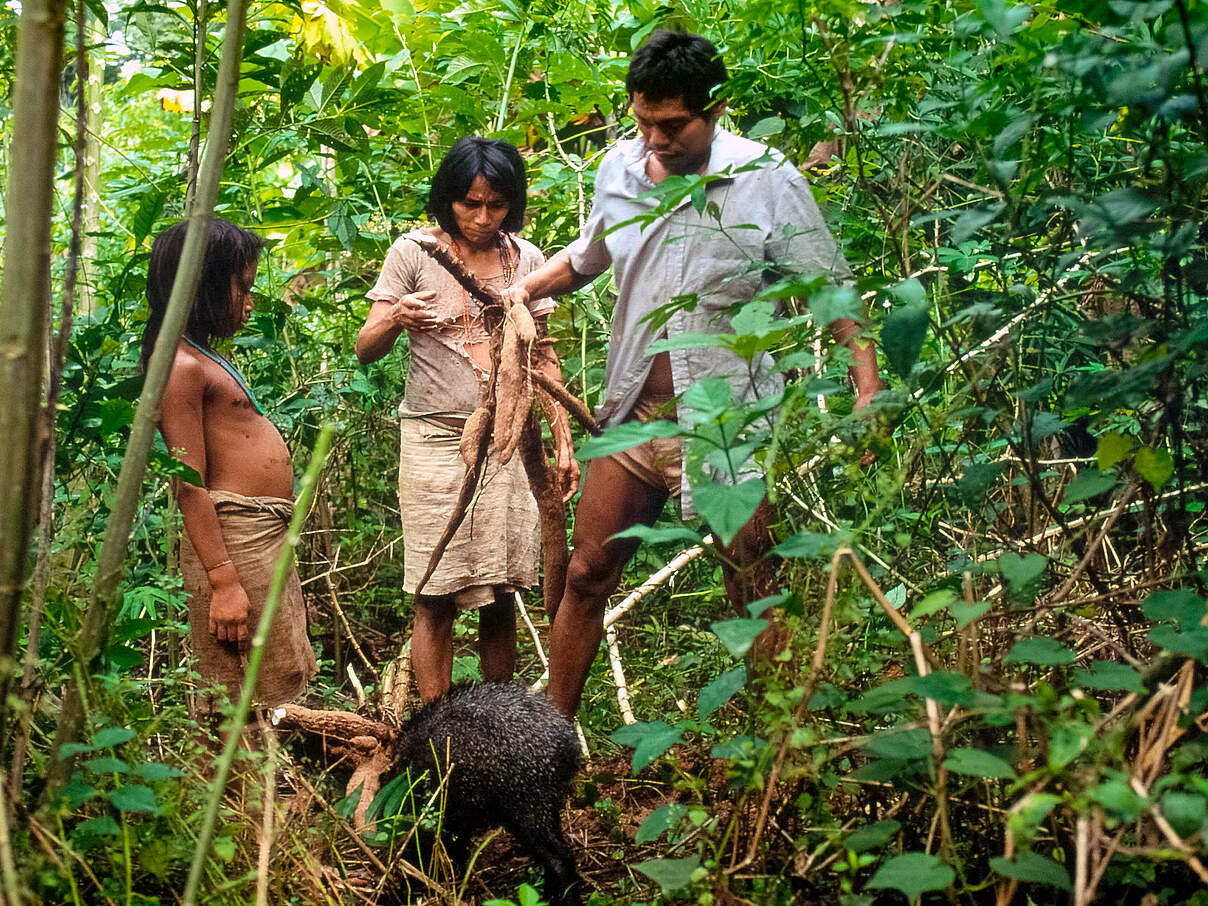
42,0,251,801
0,0,67,745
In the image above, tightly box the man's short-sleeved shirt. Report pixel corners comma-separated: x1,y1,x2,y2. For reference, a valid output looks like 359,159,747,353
564,127,851,506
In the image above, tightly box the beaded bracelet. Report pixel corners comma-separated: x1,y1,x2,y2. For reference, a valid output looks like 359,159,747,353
205,559,233,573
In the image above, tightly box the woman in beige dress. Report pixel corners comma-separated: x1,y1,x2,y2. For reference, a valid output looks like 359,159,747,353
357,137,577,702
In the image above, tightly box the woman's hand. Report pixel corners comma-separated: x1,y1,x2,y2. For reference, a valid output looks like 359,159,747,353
389,291,439,330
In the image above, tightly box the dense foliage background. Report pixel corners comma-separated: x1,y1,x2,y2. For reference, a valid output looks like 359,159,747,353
0,0,1206,903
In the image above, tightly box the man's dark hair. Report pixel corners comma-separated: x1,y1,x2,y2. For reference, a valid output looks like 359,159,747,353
428,137,527,237
141,218,264,366
626,30,728,115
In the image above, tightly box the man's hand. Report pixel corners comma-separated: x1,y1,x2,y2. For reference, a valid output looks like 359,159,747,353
553,424,581,502
388,291,438,330
208,565,250,649
500,285,532,310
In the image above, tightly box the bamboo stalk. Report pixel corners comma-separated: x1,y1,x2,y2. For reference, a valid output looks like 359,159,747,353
0,0,67,745
42,0,250,801
182,423,334,906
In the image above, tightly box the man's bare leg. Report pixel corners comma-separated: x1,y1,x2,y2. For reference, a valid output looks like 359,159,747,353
412,594,455,702
548,456,668,716
479,590,517,683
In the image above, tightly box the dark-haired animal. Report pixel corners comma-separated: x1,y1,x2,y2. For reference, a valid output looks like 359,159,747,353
390,682,582,904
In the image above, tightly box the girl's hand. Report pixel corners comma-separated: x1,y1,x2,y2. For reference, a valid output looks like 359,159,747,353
389,291,439,330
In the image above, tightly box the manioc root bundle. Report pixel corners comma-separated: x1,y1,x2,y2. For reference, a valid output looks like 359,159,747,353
407,235,600,611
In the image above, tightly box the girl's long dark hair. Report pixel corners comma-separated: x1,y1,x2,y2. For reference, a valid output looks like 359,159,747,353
141,218,264,367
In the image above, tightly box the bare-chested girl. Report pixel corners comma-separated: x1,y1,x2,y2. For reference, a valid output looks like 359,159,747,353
142,219,315,714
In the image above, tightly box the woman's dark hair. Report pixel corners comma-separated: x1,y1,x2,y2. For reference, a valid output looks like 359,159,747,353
626,30,728,116
141,218,263,366
428,137,527,237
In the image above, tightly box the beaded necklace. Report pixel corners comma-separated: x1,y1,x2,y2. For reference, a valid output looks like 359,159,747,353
450,232,517,336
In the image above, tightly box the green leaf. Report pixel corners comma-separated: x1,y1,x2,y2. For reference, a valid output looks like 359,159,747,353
611,721,683,773
912,589,956,619
905,671,974,707
327,202,358,251
1134,446,1173,491
710,618,768,659
1161,792,1207,839
213,836,237,862
645,332,729,355
1095,187,1161,223
1148,624,1208,661
1088,778,1143,821
881,301,930,380
1005,637,1076,666
698,666,747,718
943,747,1015,779
1063,469,1118,504
1050,723,1091,768
861,728,933,761
133,762,184,781
634,855,700,894
998,552,1046,593
1142,589,1207,627
577,420,680,461
109,784,158,813
1096,431,1135,470
950,599,991,630
990,853,1071,891
83,757,129,774
635,803,688,845
609,524,703,546
1073,661,1146,695
774,529,851,560
692,479,765,546
62,778,100,809
92,727,136,749
867,852,954,902
745,116,784,139
846,819,900,853
75,816,121,837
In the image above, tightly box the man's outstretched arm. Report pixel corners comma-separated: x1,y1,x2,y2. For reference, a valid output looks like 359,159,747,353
506,249,597,307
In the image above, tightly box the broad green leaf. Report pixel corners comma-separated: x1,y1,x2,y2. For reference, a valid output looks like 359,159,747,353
75,816,121,837
710,618,768,659
1161,792,1207,839
1149,624,1208,661
861,728,932,761
867,852,954,902
609,524,702,546
1010,792,1062,839
92,727,136,749
950,599,991,629
1005,637,1076,666
698,666,746,717
133,762,184,781
611,721,683,773
635,802,687,844
774,529,851,560
213,836,237,862
990,852,1071,891
646,332,729,354
1134,446,1173,491
109,784,158,813
943,747,1015,779
576,421,680,461
1050,723,1091,768
1063,469,1118,504
912,589,956,619
1095,187,1161,223
889,278,927,306
84,757,129,774
1096,431,1135,470
63,778,100,809
745,116,784,139
1142,589,1207,627
634,855,700,894
681,377,734,414
881,301,929,380
1073,661,1146,694
905,672,975,707
746,592,789,618
1087,778,1143,821
998,552,1046,593
846,819,900,853
692,479,765,546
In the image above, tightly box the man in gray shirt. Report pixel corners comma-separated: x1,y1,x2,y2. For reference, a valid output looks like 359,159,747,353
507,30,881,716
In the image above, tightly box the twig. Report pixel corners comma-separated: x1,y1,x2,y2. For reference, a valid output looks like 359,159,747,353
728,546,847,874
605,623,636,725
604,540,713,629
346,664,366,707
326,572,377,676
255,715,277,906
514,591,548,669
0,780,19,906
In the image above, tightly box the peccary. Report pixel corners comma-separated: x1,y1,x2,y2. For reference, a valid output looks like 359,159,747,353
390,682,582,903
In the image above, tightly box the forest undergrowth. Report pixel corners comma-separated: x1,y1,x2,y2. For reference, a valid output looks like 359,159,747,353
0,0,1206,904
